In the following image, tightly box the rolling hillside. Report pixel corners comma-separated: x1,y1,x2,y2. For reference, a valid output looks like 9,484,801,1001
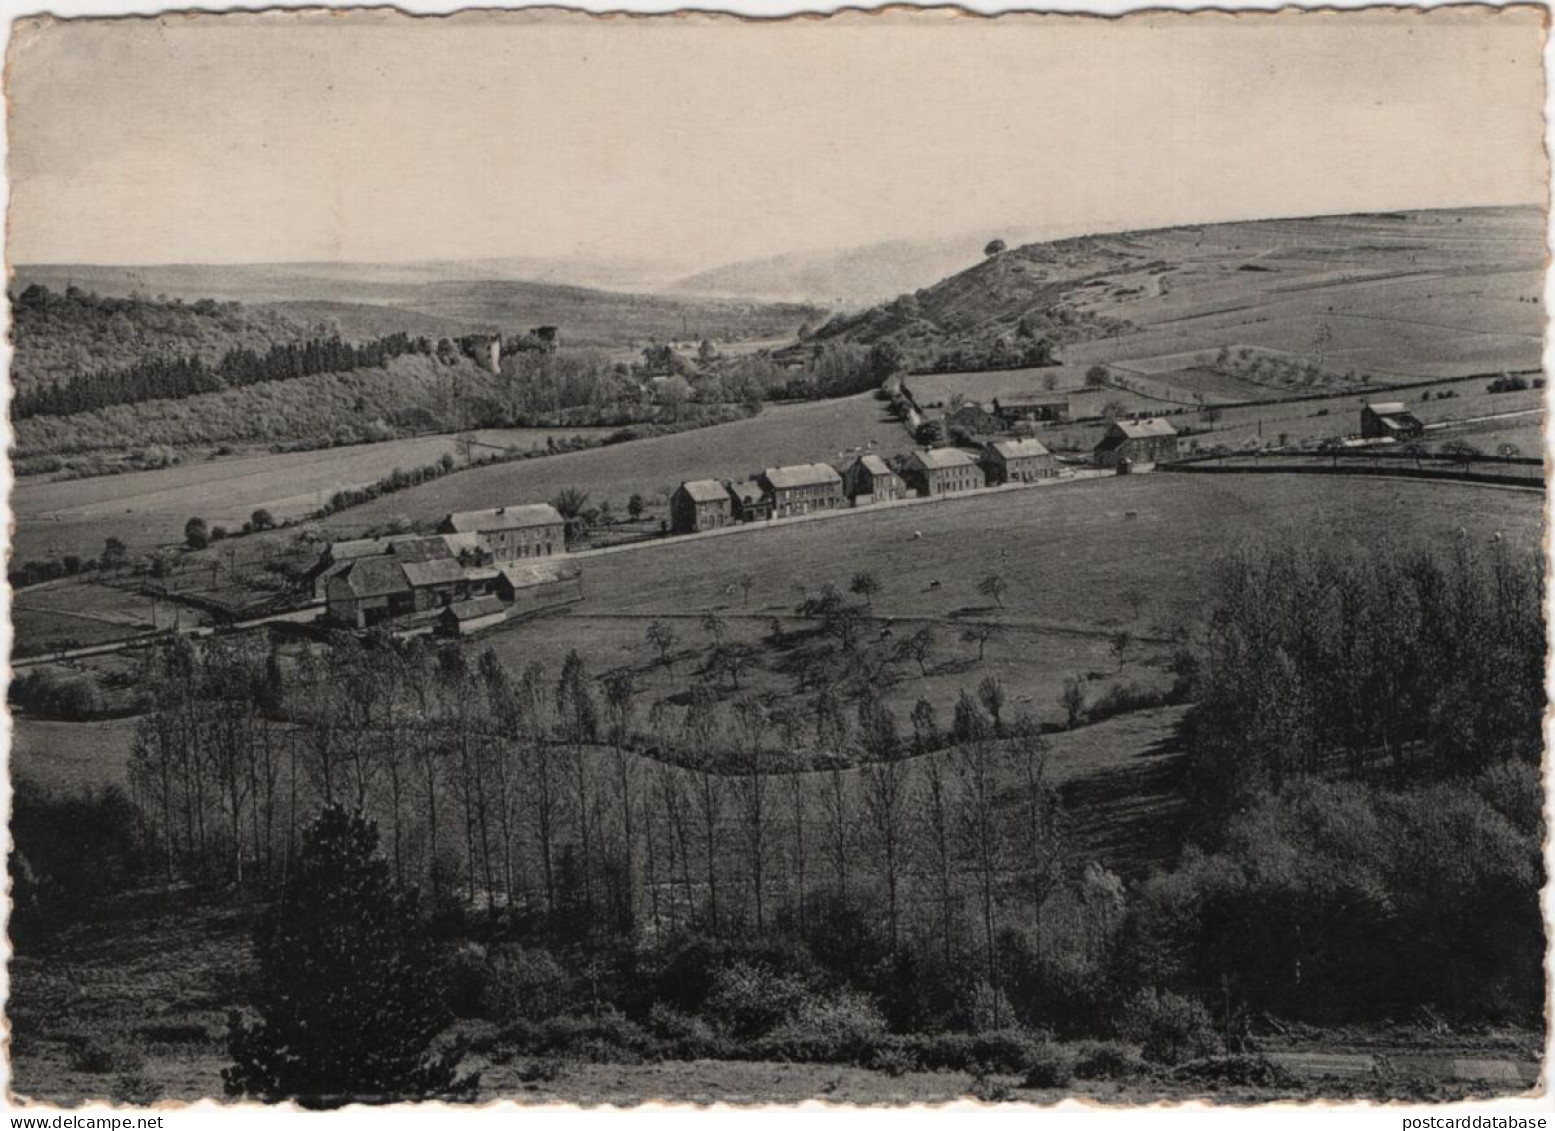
815,206,1546,386
13,264,823,347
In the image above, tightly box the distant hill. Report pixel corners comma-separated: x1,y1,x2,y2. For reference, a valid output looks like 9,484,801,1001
810,206,1547,378
665,230,1055,307
13,264,821,347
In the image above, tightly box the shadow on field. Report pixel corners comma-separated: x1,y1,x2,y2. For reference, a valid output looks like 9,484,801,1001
1060,727,1189,879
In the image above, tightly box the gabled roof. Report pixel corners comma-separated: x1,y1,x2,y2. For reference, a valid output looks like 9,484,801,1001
727,480,769,505
1109,418,1179,440
678,479,731,504
909,447,978,470
851,454,896,477
329,538,389,562
400,558,466,589
446,595,507,621
442,503,564,533
1365,401,1410,416
986,438,1054,460
497,559,582,589
386,536,454,564
761,463,843,490
333,555,411,599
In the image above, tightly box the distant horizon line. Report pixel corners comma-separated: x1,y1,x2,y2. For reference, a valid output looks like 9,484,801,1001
11,200,1544,274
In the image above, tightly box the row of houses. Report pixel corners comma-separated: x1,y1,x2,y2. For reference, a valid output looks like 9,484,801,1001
669,437,1069,534
314,504,579,634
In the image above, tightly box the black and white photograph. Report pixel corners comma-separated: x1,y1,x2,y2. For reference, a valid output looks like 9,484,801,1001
2,4,1550,1110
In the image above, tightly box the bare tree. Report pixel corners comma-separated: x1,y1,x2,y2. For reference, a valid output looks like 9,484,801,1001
961,621,1003,663
645,620,678,669
977,573,1008,609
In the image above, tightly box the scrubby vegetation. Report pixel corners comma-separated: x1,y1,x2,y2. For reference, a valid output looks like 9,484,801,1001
10,535,1544,1102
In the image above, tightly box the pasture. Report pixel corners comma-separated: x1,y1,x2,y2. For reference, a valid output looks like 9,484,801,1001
11,426,617,564
314,393,911,539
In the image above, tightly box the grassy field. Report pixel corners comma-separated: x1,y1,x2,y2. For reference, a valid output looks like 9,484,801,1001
314,393,911,540
12,426,617,563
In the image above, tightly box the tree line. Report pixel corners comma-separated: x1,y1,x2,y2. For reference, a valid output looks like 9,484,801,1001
14,331,428,419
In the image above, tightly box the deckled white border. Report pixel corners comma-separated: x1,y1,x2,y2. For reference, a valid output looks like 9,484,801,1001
0,0,1549,1121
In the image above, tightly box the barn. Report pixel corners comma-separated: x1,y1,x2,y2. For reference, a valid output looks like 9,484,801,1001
1093,419,1180,469
994,393,1071,424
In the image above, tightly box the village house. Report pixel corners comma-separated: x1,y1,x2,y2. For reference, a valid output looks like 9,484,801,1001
726,480,775,523
324,547,484,630
1093,418,1181,469
670,479,735,534
757,463,845,518
982,437,1060,485
1360,401,1425,440
994,393,1072,424
437,503,566,562
906,447,983,497
840,454,906,505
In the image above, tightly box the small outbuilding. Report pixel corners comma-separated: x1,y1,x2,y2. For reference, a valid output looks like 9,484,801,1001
1360,401,1424,440
441,595,508,636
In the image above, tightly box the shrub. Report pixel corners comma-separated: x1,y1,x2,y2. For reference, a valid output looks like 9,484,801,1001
1170,1054,1298,1090
1021,1040,1076,1089
869,1044,920,1077
705,961,816,1040
482,944,570,1022
111,1070,160,1105
1072,1040,1150,1081
645,1003,730,1060
1118,989,1222,1065
757,989,889,1064
917,1029,1039,1075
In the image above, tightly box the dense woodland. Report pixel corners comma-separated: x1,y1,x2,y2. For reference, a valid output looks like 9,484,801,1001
10,535,1544,1101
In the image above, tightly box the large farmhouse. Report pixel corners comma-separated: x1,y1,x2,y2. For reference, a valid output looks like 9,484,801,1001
906,448,982,497
437,503,565,562
840,454,906,505
982,438,1059,484
757,463,845,518
670,479,734,534
1093,419,1180,469
1360,401,1424,440
323,536,491,630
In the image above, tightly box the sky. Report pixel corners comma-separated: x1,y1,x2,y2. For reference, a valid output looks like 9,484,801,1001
5,7,1548,272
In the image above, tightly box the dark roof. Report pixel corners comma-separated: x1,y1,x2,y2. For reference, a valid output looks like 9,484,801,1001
996,393,1069,408
727,481,769,505
400,558,467,589
442,503,564,533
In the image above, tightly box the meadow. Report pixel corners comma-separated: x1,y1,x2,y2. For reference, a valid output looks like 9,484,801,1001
12,426,619,563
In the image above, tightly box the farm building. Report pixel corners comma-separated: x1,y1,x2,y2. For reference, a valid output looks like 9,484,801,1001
438,503,566,562
906,448,983,497
440,595,508,636
994,393,1071,424
840,454,906,505
726,480,775,523
670,479,734,534
982,438,1059,484
757,463,845,518
1360,401,1424,439
944,402,1002,437
1093,419,1180,469
324,550,488,629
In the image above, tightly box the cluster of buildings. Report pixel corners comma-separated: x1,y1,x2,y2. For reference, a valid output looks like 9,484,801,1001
313,504,579,634
668,436,1079,534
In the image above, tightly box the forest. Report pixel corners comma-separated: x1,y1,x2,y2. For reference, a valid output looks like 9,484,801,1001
9,535,1544,1103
